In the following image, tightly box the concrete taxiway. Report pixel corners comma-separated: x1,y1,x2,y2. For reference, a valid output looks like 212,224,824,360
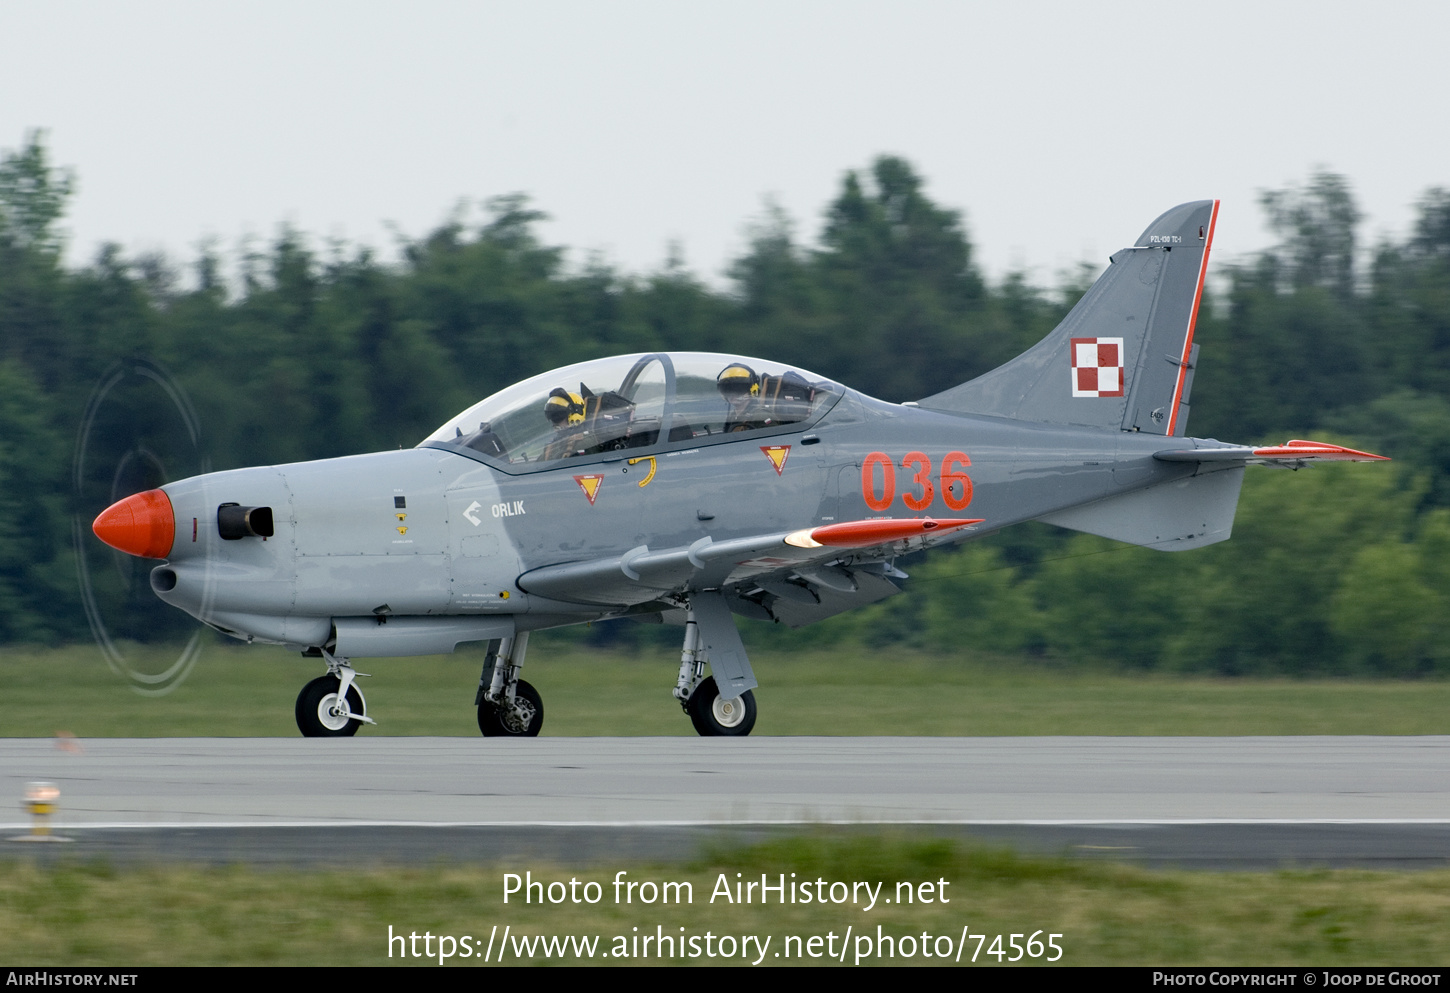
2,736,1448,868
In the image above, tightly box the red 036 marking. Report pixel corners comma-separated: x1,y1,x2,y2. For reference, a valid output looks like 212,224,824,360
861,451,973,512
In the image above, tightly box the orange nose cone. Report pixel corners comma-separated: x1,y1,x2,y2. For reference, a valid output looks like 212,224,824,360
92,489,176,559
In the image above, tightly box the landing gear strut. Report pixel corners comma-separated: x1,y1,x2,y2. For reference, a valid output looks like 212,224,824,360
295,649,376,737
673,598,759,737
476,632,543,737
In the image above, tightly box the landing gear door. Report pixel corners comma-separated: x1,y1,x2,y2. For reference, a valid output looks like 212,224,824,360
691,590,757,697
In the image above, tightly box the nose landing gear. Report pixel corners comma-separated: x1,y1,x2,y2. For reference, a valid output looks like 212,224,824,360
295,649,376,737
476,632,544,737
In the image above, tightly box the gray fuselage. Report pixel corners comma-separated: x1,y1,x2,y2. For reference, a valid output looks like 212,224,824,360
149,387,1196,651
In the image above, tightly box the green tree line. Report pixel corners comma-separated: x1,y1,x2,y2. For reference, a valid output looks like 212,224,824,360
3,131,1449,673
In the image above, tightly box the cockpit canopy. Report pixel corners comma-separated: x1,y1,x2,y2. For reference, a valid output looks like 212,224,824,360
421,352,843,469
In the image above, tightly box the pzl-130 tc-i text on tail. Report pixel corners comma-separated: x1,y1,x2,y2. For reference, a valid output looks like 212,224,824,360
92,200,1386,738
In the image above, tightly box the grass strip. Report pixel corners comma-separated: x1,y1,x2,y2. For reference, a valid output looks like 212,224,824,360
4,639,1450,738
2,833,1448,966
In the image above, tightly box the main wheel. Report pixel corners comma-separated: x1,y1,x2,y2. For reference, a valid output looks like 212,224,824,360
687,676,757,737
478,679,544,737
295,675,365,738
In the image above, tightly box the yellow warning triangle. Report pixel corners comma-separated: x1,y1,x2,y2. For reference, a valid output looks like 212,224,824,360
574,474,603,505
761,445,790,475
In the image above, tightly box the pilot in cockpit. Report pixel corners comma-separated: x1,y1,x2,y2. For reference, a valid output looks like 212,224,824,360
541,387,588,460
717,363,762,432
717,362,818,434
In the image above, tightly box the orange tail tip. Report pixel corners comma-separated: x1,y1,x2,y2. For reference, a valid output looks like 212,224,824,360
92,489,176,559
1253,440,1390,462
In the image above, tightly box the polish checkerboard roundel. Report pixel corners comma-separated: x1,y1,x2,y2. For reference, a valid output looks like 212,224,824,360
1070,337,1125,398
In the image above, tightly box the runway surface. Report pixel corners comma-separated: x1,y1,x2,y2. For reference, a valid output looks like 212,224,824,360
3,736,1449,868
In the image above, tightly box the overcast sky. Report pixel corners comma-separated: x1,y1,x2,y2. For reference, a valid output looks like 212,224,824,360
4,1,1447,289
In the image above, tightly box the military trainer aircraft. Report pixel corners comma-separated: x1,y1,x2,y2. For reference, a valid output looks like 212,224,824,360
92,200,1386,737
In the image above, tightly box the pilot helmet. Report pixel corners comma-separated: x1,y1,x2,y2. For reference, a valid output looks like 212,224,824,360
545,388,585,427
717,363,759,400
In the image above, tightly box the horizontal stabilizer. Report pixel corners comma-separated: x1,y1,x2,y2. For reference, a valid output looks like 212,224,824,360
1039,466,1245,551
1154,439,1389,467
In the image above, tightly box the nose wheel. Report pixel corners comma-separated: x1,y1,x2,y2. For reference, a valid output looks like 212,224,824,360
478,679,544,736
475,633,543,737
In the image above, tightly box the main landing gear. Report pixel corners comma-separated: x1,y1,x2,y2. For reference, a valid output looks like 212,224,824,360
476,632,544,737
686,676,757,736
673,598,758,737
295,649,377,737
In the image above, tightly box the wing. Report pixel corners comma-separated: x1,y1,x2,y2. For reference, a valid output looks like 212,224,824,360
1154,439,1389,468
515,517,983,623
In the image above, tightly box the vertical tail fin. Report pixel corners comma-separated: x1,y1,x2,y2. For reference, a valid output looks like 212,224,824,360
920,200,1219,436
